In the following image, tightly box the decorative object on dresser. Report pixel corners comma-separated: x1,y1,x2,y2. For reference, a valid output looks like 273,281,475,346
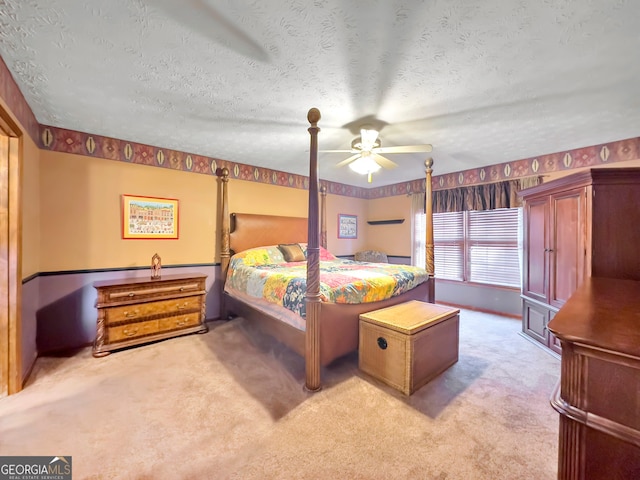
358,301,460,395
547,277,640,479
92,273,208,357
519,167,640,355
151,253,162,279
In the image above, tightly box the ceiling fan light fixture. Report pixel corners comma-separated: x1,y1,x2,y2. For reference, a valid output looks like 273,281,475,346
351,136,380,151
359,128,379,151
348,155,381,175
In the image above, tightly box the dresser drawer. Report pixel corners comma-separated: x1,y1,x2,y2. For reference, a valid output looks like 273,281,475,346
158,312,202,332
100,280,205,306
105,296,202,324
108,319,159,343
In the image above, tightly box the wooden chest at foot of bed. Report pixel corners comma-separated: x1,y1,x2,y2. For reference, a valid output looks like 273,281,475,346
92,273,208,357
359,300,460,395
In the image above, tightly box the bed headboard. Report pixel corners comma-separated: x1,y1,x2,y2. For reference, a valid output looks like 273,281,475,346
229,213,308,255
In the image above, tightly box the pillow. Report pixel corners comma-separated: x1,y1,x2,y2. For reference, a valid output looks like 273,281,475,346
278,243,306,262
235,246,284,266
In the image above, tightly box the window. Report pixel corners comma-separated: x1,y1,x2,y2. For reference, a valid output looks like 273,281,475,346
414,208,521,288
433,211,464,281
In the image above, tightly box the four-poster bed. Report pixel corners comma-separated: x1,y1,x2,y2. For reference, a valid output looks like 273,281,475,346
217,108,436,391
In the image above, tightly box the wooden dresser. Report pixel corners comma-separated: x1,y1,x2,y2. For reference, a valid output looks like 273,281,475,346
548,278,640,479
520,167,640,355
92,273,208,357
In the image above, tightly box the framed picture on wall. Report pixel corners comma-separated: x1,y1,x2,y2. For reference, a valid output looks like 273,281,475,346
338,214,358,239
122,194,179,239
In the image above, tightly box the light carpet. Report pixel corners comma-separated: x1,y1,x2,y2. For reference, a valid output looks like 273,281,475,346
0,309,560,479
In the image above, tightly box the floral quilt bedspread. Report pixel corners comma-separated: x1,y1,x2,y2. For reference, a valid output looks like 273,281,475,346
225,245,429,317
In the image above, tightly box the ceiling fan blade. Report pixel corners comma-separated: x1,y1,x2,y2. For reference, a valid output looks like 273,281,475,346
335,154,361,168
150,0,269,61
374,144,433,154
372,153,398,170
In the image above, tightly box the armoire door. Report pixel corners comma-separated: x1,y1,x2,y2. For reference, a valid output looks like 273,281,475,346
523,197,549,303
549,188,586,309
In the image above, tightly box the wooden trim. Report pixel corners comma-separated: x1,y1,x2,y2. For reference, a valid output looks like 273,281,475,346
27,263,218,280
0,105,22,396
520,167,640,200
0,133,9,397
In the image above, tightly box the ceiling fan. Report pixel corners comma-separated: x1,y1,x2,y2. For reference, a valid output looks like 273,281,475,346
322,127,433,183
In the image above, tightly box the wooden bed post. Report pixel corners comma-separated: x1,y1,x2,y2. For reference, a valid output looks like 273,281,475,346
305,108,322,392
425,158,435,302
217,167,231,316
320,185,327,249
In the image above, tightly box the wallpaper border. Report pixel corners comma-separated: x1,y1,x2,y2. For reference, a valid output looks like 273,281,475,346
0,55,40,142
2,52,638,199
40,123,640,198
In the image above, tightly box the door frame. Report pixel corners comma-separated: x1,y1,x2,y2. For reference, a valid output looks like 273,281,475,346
0,105,22,396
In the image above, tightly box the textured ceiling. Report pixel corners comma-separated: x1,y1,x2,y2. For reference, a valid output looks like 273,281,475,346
1,0,639,187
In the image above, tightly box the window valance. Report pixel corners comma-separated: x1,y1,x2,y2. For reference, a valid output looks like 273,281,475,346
432,177,541,213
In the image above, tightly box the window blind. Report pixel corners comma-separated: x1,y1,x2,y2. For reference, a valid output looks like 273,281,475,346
425,208,521,288
433,211,464,281
467,208,521,287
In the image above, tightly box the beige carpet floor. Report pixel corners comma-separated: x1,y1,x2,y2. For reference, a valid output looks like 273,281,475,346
0,309,560,479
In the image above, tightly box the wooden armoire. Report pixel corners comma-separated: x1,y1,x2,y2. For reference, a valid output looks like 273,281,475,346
520,167,640,354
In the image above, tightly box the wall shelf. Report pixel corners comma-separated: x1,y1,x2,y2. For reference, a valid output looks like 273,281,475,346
367,219,405,225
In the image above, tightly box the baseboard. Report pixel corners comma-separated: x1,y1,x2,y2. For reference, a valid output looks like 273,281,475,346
22,351,38,388
436,301,520,319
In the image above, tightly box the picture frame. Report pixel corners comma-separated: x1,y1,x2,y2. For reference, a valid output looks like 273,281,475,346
121,194,179,239
338,214,358,239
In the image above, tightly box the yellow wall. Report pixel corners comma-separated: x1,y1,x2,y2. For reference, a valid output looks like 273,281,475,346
39,151,218,271
36,149,640,273
223,179,371,256
37,151,361,271
325,193,368,255
226,178,309,218
364,195,412,256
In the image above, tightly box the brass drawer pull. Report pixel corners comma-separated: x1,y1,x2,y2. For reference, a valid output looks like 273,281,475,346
123,327,139,337
128,292,135,297
180,287,185,291
176,302,188,310
176,319,187,327
124,311,138,318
